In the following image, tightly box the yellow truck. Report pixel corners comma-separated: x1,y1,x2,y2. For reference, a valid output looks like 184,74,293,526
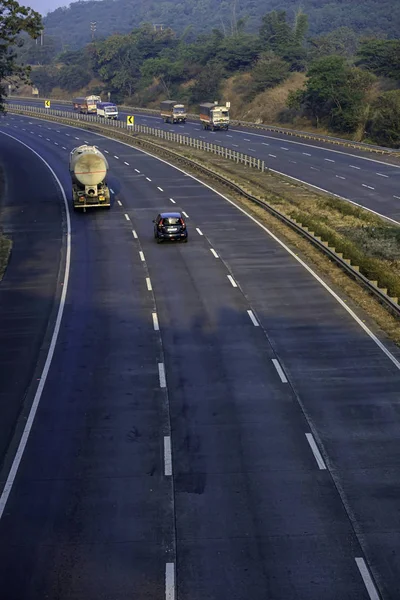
160,100,187,124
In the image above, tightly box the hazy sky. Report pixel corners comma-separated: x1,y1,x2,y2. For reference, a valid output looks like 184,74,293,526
25,0,68,16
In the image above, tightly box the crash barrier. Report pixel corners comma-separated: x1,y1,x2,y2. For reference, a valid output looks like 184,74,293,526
9,96,400,157
6,105,400,318
7,104,265,172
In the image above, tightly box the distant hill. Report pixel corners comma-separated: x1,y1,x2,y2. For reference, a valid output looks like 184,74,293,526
44,0,400,51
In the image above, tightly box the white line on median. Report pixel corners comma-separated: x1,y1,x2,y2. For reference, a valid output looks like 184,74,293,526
124,213,130,221
272,358,288,383
166,563,175,600
164,436,172,476
305,433,327,470
132,230,138,239
146,277,152,291
210,248,219,258
157,186,164,191
247,310,259,326
139,251,145,262
227,275,237,288
196,228,203,235
152,312,159,331
355,558,380,600
158,363,166,388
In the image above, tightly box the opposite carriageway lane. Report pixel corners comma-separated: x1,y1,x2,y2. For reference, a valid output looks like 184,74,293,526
1,119,400,598
8,100,400,223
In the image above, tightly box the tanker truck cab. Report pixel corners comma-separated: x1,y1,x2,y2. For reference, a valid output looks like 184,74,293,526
69,145,111,211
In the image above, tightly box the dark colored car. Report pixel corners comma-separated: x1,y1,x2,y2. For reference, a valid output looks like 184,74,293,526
153,212,188,243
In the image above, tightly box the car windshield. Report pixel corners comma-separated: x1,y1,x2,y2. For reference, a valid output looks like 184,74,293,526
163,218,181,225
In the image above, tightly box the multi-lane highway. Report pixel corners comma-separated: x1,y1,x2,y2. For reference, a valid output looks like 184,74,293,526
9,97,400,223
1,113,400,599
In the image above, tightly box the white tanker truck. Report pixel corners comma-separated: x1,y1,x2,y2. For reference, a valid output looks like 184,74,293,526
69,145,111,210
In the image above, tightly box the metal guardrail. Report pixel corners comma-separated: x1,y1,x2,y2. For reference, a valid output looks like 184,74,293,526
7,104,266,172
8,95,400,157
7,104,400,318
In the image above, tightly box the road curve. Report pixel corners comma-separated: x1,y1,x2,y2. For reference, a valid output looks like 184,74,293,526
0,133,64,466
0,115,400,599
9,98,400,224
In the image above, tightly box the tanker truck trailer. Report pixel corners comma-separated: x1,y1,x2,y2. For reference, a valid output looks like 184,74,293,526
69,145,111,211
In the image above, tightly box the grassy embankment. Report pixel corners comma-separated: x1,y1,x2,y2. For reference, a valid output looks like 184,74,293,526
0,166,12,281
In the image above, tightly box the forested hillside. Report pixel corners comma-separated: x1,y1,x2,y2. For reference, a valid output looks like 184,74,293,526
17,8,400,147
42,0,400,51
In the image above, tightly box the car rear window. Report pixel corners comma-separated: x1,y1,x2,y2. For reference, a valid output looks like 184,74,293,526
163,217,181,225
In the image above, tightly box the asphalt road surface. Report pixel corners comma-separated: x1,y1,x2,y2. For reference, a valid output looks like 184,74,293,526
9,97,400,224
0,114,400,599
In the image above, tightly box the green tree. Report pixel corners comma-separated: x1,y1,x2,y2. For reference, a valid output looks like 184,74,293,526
309,27,359,60
301,55,375,132
249,53,290,98
189,62,224,104
58,64,91,91
259,10,293,55
357,39,400,80
367,90,400,147
0,0,42,110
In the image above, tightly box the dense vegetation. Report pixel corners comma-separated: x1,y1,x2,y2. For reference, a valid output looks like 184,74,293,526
0,0,42,111
39,0,400,52
15,8,400,147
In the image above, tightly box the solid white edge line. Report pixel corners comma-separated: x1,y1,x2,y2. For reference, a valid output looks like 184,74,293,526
124,213,130,221
139,251,145,262
164,436,172,476
268,166,400,226
146,277,152,291
152,312,159,331
196,227,203,236
158,363,166,388
132,230,138,239
355,558,380,600
165,562,175,600
247,310,259,326
28,115,400,370
227,275,237,288
305,433,327,470
0,131,71,519
210,248,219,258
272,358,288,383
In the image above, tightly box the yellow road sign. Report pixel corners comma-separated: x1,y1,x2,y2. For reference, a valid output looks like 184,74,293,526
45,100,51,108
127,115,134,126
